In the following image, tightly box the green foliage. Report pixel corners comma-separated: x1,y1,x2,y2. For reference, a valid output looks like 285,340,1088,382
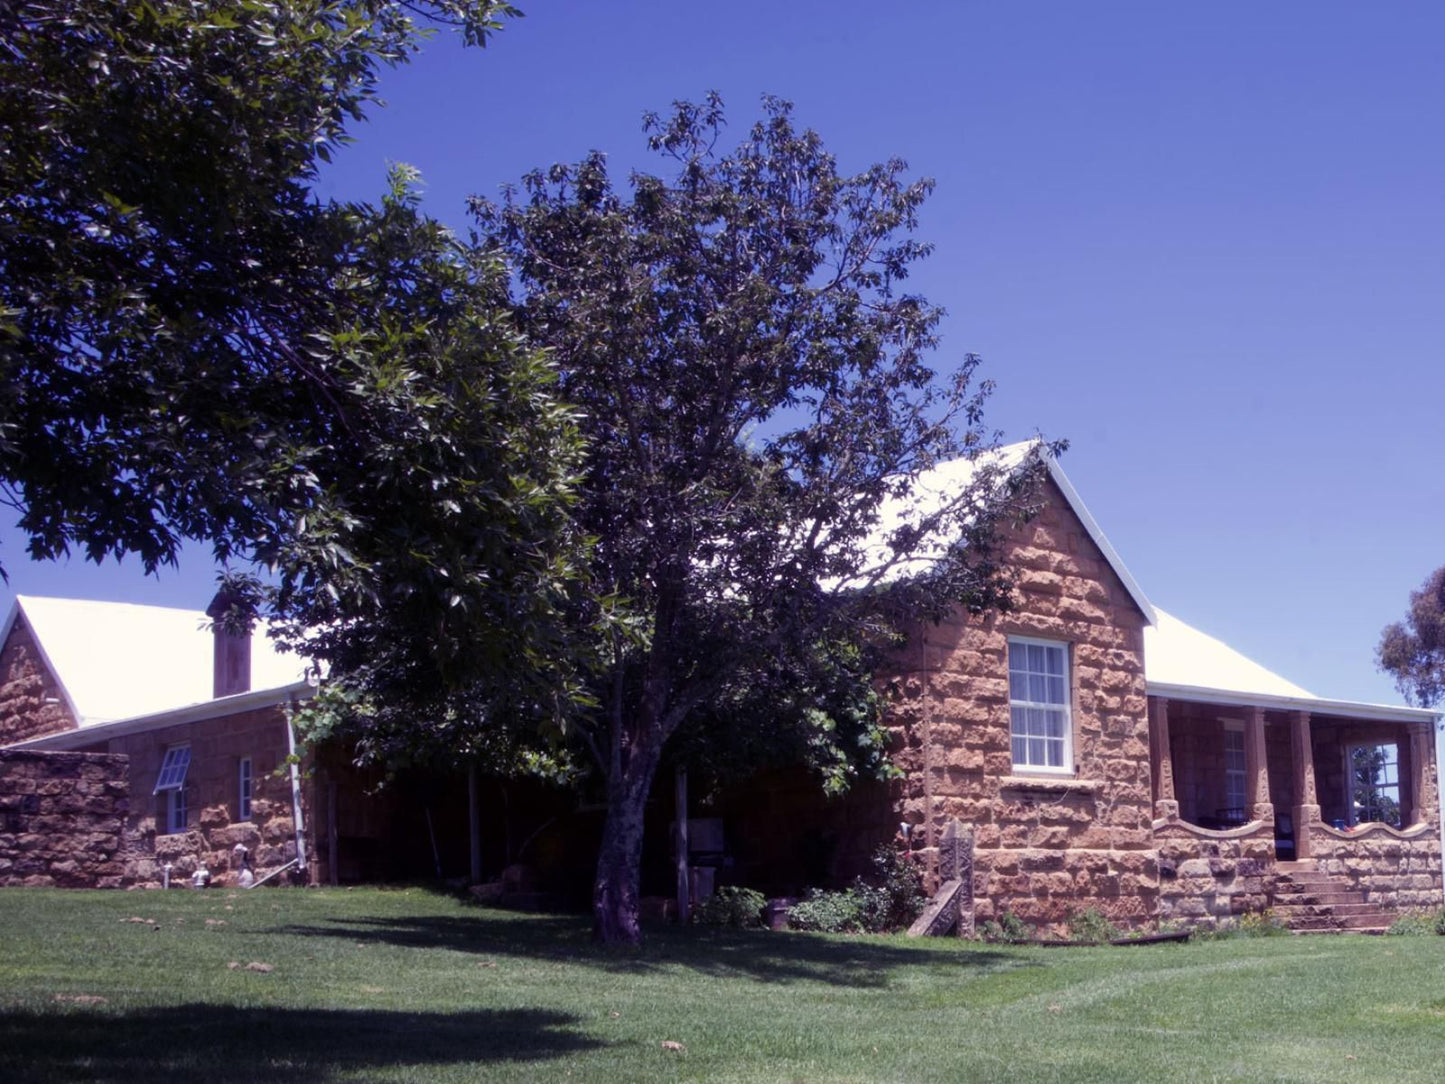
1067,908,1121,944
1198,910,1291,940
1386,909,1445,936
786,888,869,934
693,886,767,929
477,92,1051,940
786,845,926,934
1,2,594,744
1378,566,1445,707
980,911,1034,943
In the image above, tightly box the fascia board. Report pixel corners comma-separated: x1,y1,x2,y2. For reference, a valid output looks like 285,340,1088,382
1148,680,1441,725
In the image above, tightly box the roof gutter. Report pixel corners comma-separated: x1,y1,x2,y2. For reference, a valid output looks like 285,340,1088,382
1147,680,1441,724
6,681,315,751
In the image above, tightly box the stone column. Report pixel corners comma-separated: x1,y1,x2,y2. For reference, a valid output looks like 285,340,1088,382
1289,710,1318,860
1244,705,1273,825
1409,724,1434,827
1149,697,1178,820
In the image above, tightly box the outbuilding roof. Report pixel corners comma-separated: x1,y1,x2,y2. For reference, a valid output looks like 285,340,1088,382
0,595,307,728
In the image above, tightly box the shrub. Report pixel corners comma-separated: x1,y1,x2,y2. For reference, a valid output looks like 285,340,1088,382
695,886,767,928
786,888,865,933
866,844,927,930
1067,908,1120,944
785,844,927,934
1386,908,1445,936
980,910,1033,943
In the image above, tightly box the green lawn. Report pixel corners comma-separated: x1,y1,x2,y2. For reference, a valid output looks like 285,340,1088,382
1,887,1442,1082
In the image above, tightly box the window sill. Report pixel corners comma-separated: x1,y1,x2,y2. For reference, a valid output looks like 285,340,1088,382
999,775,1103,796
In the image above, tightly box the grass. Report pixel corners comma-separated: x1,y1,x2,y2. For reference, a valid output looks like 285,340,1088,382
2,887,1443,1082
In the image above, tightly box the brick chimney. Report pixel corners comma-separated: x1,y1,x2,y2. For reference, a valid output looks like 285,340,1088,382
205,588,253,699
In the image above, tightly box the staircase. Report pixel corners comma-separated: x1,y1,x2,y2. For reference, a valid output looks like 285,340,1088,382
1270,861,1394,933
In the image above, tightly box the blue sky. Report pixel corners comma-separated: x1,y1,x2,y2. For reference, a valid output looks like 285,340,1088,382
4,1,1442,707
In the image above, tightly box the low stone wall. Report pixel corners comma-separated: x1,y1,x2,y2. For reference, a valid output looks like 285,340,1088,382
1154,820,1274,927
0,749,133,888
1308,824,1443,911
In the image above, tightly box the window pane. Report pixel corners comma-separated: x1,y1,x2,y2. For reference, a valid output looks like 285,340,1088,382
1027,644,1045,672
1044,710,1064,739
1029,737,1045,765
1010,705,1027,738
1009,641,1025,668
1047,676,1066,704
1012,736,1027,764
1045,646,1064,676
1029,673,1047,702
1009,671,1027,700
1046,738,1063,768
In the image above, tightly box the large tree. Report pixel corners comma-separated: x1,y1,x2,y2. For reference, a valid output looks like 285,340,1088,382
1378,566,1445,708
476,95,1049,943
0,2,586,711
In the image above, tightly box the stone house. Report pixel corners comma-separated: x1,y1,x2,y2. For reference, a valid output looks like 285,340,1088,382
723,445,1443,932
0,595,313,886
1,444,1441,930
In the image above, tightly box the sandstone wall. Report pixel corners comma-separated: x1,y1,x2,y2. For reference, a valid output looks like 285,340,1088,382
0,749,133,887
888,477,1155,935
1309,825,1444,911
0,617,77,745
1154,822,1274,927
77,705,301,886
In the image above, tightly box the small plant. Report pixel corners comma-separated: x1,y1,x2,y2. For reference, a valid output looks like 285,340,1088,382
1237,910,1290,937
980,910,1033,942
694,886,766,928
1067,908,1120,943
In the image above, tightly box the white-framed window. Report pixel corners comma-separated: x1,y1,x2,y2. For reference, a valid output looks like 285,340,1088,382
1349,742,1402,827
1222,721,1246,820
238,757,253,821
154,745,191,836
1008,637,1071,773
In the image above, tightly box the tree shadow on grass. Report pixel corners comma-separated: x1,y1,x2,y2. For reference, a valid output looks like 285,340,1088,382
0,1004,601,1084
278,908,1035,988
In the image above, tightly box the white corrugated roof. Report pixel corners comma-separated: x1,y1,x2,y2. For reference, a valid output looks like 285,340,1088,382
1144,607,1314,700
6,596,306,727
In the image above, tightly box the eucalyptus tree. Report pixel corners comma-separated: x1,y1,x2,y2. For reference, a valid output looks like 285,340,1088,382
1379,566,1445,708
477,95,1049,943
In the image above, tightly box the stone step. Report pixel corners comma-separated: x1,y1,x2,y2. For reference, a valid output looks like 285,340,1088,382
1335,919,1392,936
1273,889,1367,907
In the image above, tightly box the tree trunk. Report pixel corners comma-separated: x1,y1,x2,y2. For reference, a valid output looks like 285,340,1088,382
592,735,664,944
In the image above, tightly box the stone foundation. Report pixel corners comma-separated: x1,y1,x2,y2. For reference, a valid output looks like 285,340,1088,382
1154,819,1274,927
0,749,133,887
1308,824,1443,911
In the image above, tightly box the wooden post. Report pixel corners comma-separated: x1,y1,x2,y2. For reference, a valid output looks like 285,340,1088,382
326,780,339,887
468,763,482,885
674,766,690,924
1150,697,1178,820
1244,705,1273,824
1290,710,1318,860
